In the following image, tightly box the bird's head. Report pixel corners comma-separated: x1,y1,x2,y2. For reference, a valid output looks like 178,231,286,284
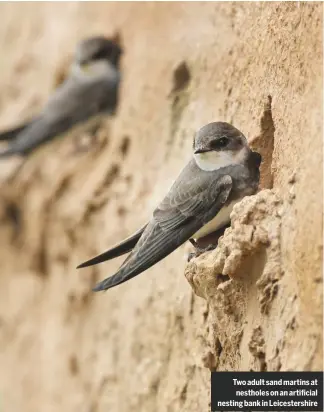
193,122,261,171
75,35,123,75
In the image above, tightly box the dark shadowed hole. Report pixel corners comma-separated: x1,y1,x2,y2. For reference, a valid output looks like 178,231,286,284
117,206,127,216
218,273,229,283
215,337,223,357
69,355,79,376
172,61,191,93
119,136,131,157
5,201,22,238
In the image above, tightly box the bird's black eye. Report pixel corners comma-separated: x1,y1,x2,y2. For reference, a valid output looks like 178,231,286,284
211,137,229,149
92,47,111,61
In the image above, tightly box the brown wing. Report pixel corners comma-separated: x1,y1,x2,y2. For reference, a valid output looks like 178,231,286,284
92,166,233,291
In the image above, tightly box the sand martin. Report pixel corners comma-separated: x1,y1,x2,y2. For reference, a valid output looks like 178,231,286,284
78,122,262,291
0,36,122,157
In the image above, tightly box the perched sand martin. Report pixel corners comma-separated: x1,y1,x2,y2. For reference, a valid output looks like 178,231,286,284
0,36,122,157
78,122,261,291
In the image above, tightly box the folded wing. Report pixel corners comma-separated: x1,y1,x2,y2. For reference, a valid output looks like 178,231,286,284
92,165,233,291
0,74,118,157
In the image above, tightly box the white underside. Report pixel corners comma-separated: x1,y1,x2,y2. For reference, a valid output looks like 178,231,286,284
193,199,238,239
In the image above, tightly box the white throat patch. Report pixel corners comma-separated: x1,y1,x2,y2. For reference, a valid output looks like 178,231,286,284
72,60,118,82
194,147,248,171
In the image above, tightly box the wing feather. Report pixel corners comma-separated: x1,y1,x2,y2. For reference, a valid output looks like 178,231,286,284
0,74,118,156
77,223,147,268
93,171,233,291
0,120,35,141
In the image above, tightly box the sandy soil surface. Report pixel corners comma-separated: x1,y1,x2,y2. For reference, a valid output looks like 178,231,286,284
0,3,322,411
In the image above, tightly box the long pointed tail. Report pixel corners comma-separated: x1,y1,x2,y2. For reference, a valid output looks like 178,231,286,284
0,120,33,141
77,224,147,269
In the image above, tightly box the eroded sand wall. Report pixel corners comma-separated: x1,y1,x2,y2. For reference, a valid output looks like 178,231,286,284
0,3,322,411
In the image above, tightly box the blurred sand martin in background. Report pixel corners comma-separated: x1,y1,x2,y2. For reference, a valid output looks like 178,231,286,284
78,122,262,292
0,35,122,157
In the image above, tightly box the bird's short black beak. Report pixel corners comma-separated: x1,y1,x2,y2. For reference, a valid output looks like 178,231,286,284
79,58,88,66
194,148,211,154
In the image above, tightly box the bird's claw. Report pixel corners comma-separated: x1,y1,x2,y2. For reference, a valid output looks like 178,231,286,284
187,243,217,262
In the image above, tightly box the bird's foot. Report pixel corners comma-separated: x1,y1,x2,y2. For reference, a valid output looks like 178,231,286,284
187,243,217,262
